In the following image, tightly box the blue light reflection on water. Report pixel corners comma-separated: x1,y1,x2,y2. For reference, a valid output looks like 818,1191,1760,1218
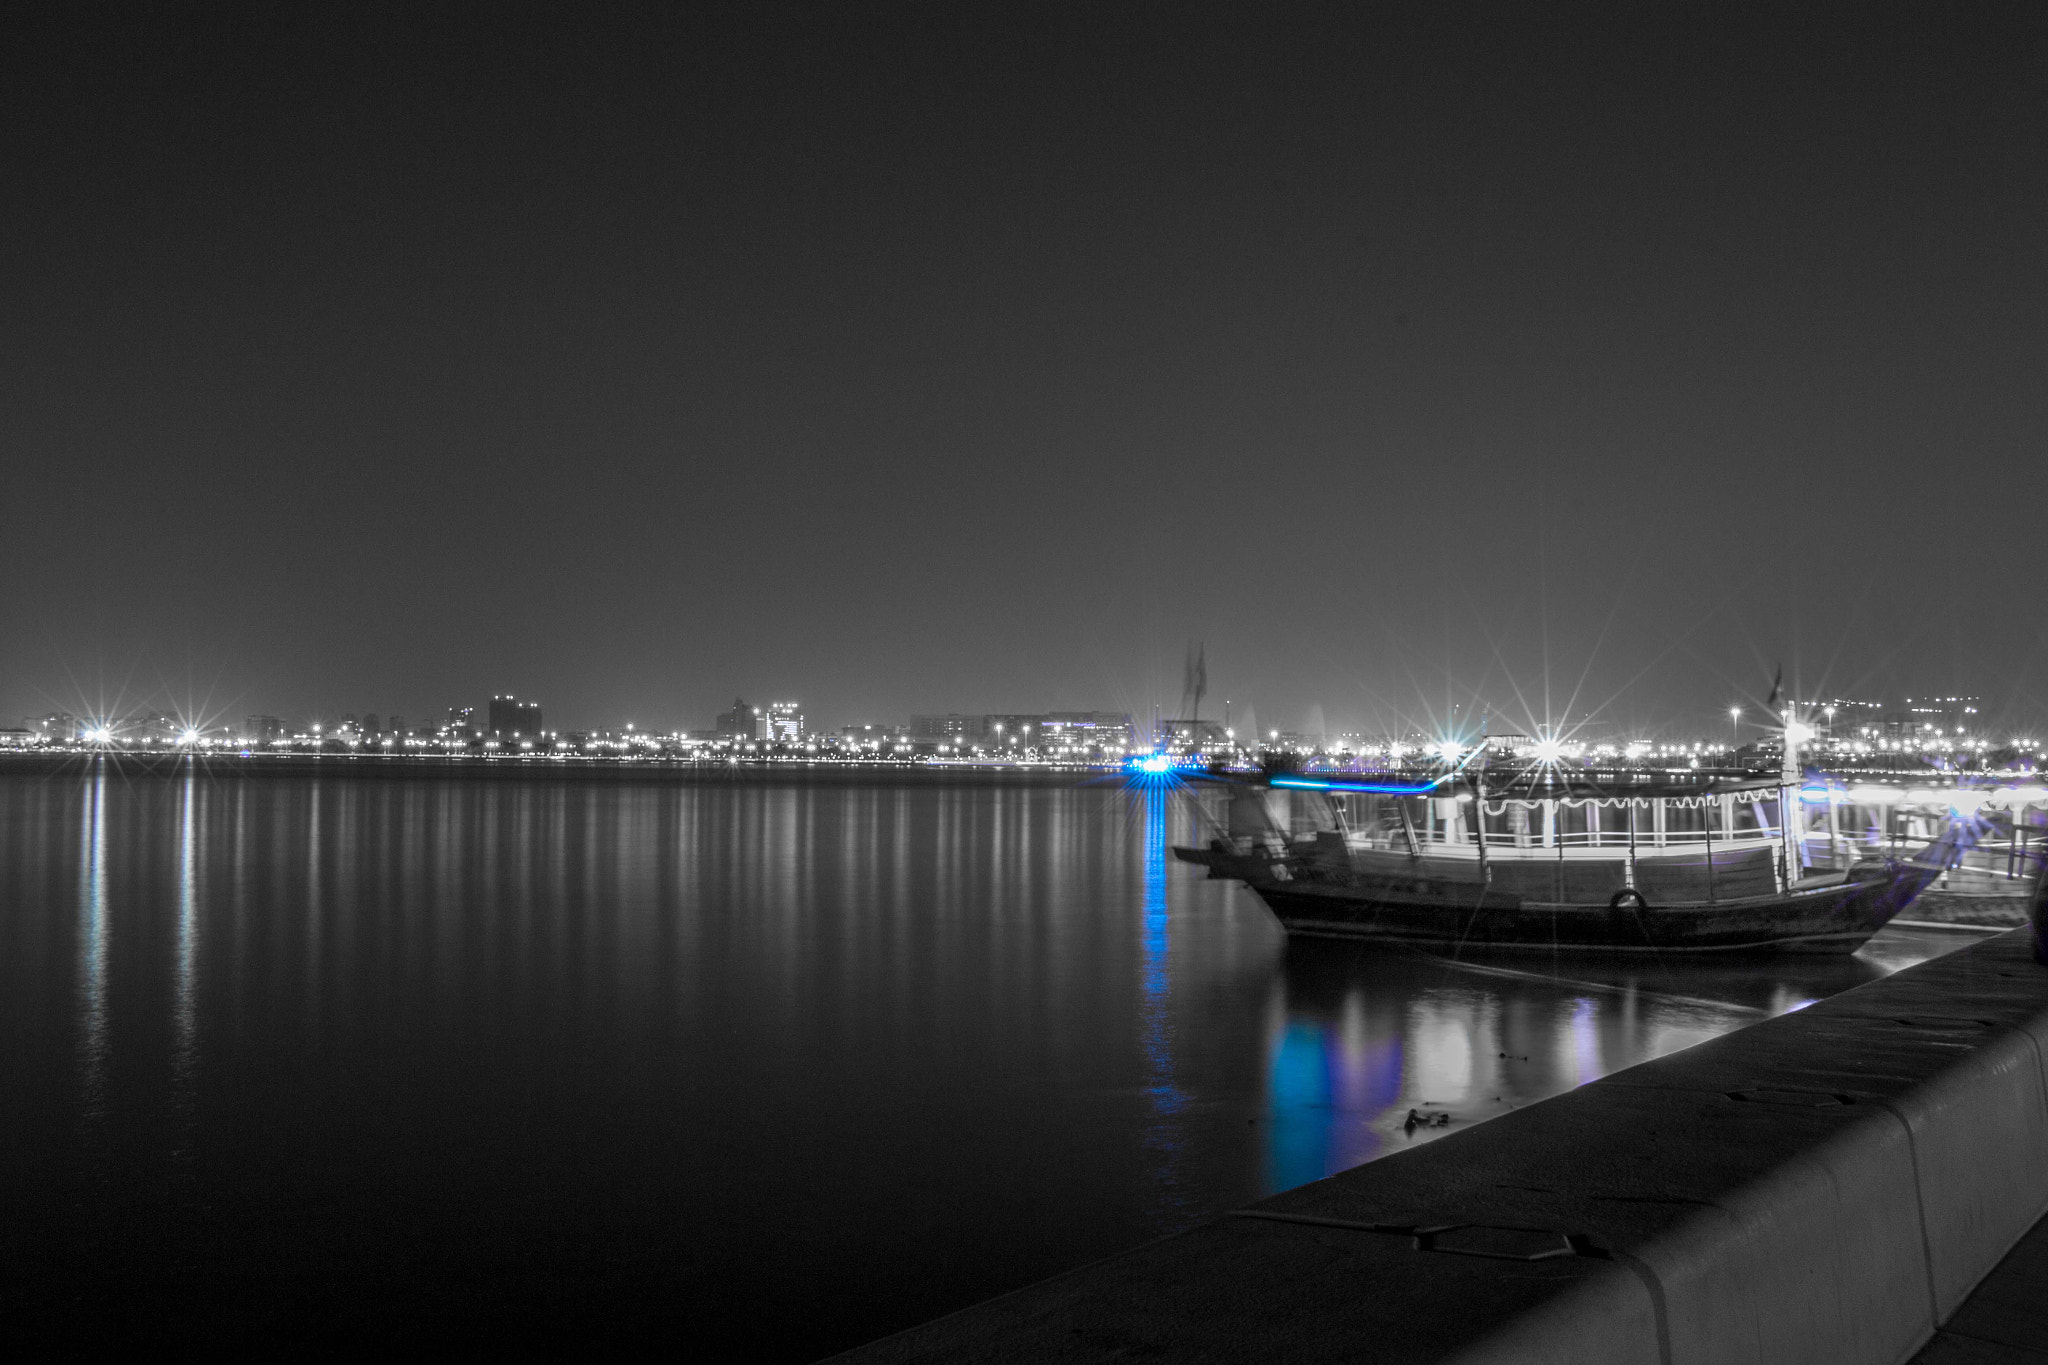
1139,787,1189,1211
1260,994,1418,1190
1265,1021,1337,1190
75,767,107,1123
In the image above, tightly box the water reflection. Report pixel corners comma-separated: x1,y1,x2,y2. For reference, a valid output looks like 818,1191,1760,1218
173,771,200,1107
1252,928,1956,1187
75,766,108,1121
1139,788,1187,1210
0,772,1980,1359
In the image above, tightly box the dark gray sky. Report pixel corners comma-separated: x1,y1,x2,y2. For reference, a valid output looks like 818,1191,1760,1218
6,5,2045,741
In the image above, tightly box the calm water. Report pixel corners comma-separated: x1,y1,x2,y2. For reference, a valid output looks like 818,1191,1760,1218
0,767,1971,1356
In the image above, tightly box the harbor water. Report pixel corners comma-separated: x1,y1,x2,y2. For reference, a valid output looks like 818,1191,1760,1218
0,767,1975,1357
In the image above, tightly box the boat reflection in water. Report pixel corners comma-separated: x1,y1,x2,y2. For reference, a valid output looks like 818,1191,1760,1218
1249,920,1969,1193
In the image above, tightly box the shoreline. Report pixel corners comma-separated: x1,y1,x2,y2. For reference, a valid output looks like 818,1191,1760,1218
0,750,1124,787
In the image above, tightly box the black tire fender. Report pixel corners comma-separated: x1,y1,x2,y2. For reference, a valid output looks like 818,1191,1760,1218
1609,888,1649,912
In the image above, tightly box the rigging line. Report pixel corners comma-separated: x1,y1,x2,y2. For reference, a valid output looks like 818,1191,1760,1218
1414,953,1772,1017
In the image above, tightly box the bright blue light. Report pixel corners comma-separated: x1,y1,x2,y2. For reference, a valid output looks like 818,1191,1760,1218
1270,775,1446,796
1131,754,1174,775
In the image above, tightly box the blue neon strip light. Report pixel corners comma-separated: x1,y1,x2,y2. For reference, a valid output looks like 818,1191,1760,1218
1270,775,1449,796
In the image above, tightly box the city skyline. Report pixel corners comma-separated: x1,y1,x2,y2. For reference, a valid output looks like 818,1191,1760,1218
12,678,2032,758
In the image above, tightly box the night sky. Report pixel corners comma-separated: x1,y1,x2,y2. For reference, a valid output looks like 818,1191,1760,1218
7,5,2045,741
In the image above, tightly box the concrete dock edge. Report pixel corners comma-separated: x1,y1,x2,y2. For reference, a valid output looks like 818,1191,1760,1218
832,930,2048,1364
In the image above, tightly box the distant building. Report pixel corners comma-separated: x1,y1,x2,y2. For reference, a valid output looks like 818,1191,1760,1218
1898,695,1981,741
1036,712,1133,748
764,702,803,742
489,695,544,740
716,698,754,739
909,713,989,742
1484,733,1531,755
1818,699,1883,741
30,713,77,742
245,715,283,743
841,723,899,745
976,712,1140,748
985,714,1046,746
386,715,406,738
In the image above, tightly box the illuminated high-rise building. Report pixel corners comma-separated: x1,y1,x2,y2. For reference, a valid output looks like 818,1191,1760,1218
1037,712,1134,747
765,702,803,742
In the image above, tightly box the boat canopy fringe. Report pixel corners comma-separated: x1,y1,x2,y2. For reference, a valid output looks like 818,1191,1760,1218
1471,791,1755,814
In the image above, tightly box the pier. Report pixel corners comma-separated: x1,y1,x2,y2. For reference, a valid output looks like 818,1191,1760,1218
837,925,2048,1363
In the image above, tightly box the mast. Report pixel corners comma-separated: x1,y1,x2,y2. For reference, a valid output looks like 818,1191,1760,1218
1471,743,1490,885
1780,698,1804,886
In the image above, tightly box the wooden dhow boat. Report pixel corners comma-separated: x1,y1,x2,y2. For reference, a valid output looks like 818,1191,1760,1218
1171,753,1950,955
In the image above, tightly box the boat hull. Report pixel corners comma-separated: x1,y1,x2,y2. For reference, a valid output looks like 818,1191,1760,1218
1174,844,1937,955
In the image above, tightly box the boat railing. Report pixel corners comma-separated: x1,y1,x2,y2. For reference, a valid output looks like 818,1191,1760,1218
1344,828,1781,858
1797,825,2046,881
1343,822,1777,855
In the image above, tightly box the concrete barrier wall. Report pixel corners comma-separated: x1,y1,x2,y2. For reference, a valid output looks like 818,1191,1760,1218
836,930,2048,1364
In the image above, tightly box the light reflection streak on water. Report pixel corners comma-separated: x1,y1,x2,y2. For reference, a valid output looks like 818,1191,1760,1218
305,781,322,1025
1569,997,1599,1086
173,772,200,1105
1261,955,1414,1191
76,766,108,1119
1266,1021,1334,1192
1139,788,1187,1213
